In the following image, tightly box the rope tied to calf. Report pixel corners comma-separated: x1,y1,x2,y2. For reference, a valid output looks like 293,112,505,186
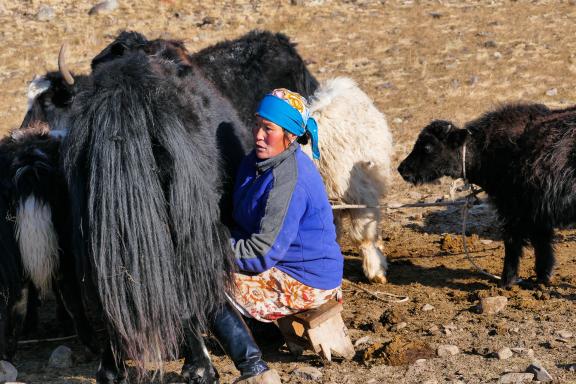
329,141,501,286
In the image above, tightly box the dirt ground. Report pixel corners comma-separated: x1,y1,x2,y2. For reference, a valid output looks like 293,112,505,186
1,0,576,383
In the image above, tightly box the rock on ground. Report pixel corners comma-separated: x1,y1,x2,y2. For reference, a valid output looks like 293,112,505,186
36,5,55,21
437,344,459,357
48,345,73,369
0,361,18,382
527,363,554,382
480,296,508,315
497,347,513,360
292,367,323,381
498,372,534,383
88,0,118,15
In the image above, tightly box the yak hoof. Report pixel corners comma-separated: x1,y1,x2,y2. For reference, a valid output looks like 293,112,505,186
498,276,518,289
370,273,387,284
181,365,220,384
95,368,126,384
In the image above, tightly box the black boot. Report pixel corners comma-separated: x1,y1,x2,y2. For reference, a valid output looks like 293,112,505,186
210,302,269,380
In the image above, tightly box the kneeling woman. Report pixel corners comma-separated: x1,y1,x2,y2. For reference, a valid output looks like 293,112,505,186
220,89,343,383
230,89,343,321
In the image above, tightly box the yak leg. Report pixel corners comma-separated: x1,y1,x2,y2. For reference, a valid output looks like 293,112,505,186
500,231,524,288
338,208,387,283
530,227,555,285
22,284,39,336
5,287,28,360
0,297,9,361
56,275,99,354
181,320,219,384
96,336,126,384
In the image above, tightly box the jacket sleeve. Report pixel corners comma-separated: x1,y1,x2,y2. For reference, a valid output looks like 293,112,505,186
233,179,307,274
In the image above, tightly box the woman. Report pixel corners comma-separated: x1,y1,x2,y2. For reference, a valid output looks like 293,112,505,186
230,88,343,321
214,89,343,384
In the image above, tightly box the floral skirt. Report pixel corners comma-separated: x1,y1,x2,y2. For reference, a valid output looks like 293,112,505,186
230,267,341,322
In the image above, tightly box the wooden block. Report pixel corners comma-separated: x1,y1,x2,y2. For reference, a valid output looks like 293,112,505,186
293,301,343,328
306,315,355,361
276,301,355,361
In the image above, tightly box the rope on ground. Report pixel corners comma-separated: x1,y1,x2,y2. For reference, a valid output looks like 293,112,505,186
331,178,501,283
343,279,409,303
461,191,501,281
18,328,105,345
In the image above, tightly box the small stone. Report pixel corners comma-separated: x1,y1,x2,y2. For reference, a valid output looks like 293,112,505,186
48,345,73,369
451,79,460,89
392,322,407,331
527,363,553,382
36,5,55,21
510,347,535,356
423,380,438,384
428,324,440,335
354,336,372,347
546,88,558,97
498,372,534,383
484,40,497,48
379,82,395,89
493,52,503,59
0,361,18,382
424,196,442,204
443,323,457,331
408,191,422,200
415,359,427,365
467,75,479,86
393,117,403,124
480,296,508,315
429,11,442,18
497,347,513,360
480,239,493,245
437,344,459,357
422,304,435,312
556,330,573,339
292,367,322,381
88,0,118,15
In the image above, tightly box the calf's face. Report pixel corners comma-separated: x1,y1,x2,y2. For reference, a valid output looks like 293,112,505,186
398,120,469,185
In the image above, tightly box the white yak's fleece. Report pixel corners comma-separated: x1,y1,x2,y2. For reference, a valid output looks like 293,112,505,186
305,77,392,207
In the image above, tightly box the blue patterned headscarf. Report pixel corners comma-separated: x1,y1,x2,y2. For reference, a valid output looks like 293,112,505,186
256,89,320,159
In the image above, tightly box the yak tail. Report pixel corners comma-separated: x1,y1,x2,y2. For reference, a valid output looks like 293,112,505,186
13,136,62,298
62,53,233,377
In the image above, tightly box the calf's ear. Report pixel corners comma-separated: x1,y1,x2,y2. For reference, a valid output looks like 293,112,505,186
447,129,469,149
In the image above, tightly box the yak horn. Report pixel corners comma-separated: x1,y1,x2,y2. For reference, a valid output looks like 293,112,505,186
58,43,75,86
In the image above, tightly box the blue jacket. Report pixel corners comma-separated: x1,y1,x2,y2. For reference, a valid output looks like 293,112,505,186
230,143,343,290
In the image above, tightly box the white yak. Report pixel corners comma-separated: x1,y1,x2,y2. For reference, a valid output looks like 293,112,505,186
303,77,393,283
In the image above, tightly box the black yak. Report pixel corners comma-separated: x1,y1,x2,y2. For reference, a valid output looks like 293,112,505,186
90,30,318,127
398,103,576,288
0,125,96,362
61,42,247,381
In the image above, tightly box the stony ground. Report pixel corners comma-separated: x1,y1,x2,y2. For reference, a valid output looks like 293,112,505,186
1,0,576,383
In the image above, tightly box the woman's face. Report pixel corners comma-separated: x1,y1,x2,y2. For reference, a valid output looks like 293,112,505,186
253,116,297,160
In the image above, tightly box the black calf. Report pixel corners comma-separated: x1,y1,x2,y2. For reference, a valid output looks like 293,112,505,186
399,104,576,288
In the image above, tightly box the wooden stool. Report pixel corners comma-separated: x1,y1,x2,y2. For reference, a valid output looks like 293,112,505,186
276,301,355,361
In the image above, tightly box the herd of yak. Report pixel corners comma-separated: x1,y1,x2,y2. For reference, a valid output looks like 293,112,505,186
0,28,574,383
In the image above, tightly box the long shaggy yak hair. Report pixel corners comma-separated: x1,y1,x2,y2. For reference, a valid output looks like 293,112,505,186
62,51,242,370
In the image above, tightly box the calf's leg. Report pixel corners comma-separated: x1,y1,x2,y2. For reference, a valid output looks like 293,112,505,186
500,232,524,288
530,227,555,285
